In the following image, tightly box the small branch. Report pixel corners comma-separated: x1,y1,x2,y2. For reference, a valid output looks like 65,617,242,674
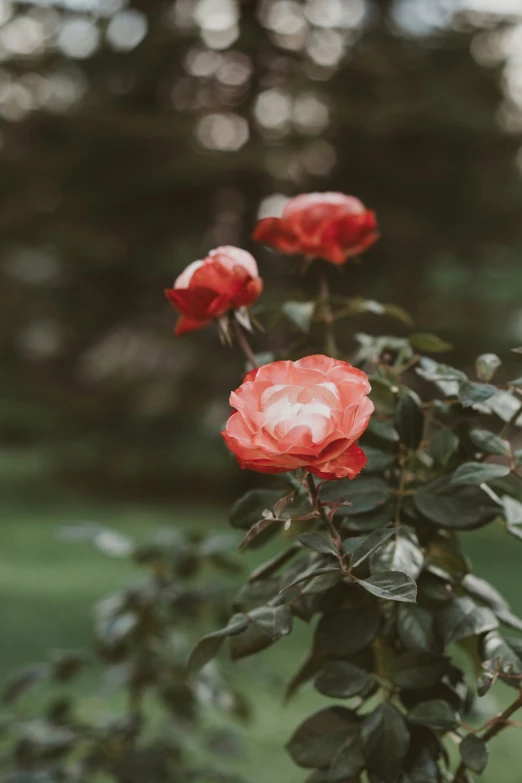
305,473,345,568
452,691,522,782
233,318,258,369
319,265,338,358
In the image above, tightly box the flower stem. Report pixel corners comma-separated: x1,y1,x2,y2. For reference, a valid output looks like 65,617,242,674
305,473,345,566
319,265,338,358
233,318,258,369
452,691,522,782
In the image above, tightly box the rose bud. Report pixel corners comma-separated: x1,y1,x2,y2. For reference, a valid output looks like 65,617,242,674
253,192,379,265
165,246,263,336
222,355,374,480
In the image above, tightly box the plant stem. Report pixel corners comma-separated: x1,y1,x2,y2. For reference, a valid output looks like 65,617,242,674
305,473,345,566
233,318,258,369
319,265,338,358
452,691,522,782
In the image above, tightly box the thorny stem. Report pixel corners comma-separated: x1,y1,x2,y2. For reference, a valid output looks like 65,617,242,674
319,265,339,358
452,691,522,782
305,473,345,568
233,318,258,369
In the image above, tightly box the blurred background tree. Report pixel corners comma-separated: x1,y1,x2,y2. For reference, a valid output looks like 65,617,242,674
1,0,522,496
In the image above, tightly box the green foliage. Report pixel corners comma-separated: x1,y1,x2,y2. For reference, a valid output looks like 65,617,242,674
195,326,522,783
0,528,248,783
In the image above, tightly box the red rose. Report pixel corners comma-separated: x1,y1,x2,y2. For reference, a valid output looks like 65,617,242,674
222,355,373,480
165,246,263,336
253,192,379,265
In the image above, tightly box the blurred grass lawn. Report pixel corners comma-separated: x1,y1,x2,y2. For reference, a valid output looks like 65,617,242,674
2,475,522,782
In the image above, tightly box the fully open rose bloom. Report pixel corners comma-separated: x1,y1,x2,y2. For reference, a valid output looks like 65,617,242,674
222,355,374,480
253,192,378,265
165,246,263,336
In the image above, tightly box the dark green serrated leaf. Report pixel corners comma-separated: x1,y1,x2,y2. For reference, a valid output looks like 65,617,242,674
430,429,459,466
369,376,397,416
328,734,366,780
299,532,337,556
356,570,417,603
361,703,410,783
321,476,392,516
476,353,501,382
469,429,510,457
407,700,457,731
249,605,293,641
395,389,424,451
230,489,284,530
459,734,488,774
389,651,448,690
315,604,380,657
281,565,341,593
282,300,315,332
286,706,359,769
451,462,510,486
410,333,452,353
414,477,501,531
398,605,438,652
229,620,275,660
350,526,396,569
315,661,374,700
416,357,465,397
436,597,498,645
458,381,496,408
370,527,424,580
187,614,249,676
425,530,469,582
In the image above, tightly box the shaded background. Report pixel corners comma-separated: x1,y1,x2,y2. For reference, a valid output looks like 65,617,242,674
2,0,522,780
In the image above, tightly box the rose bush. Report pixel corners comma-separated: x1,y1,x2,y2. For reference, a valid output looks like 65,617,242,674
253,192,379,264
186,191,522,783
165,245,262,335
222,355,373,479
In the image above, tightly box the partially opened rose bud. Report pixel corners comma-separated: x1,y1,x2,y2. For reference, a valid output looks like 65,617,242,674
222,355,374,480
253,192,378,265
165,246,263,336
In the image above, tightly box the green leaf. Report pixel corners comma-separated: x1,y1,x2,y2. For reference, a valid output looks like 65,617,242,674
282,300,315,332
321,476,392,516
315,604,380,657
409,333,452,353
389,651,448,689
350,526,396,569
395,389,424,451
229,621,276,660
2,664,50,705
298,532,337,556
469,429,510,456
187,614,249,676
238,516,283,550
369,376,397,416
436,597,498,644
416,357,465,396
484,389,522,424
327,734,365,780
281,564,341,593
355,570,417,603
407,699,458,731
370,526,424,579
476,353,501,382
364,446,395,473
503,495,522,525
451,462,510,486
249,605,293,641
430,429,459,466
397,604,437,651
460,734,488,774
481,631,522,689
286,707,359,769
458,381,496,408
315,661,374,700
361,703,410,783
461,573,509,613
414,477,502,530
230,489,284,530
367,418,400,442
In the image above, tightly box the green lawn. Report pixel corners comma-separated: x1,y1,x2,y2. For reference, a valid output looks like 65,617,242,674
2,481,522,782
